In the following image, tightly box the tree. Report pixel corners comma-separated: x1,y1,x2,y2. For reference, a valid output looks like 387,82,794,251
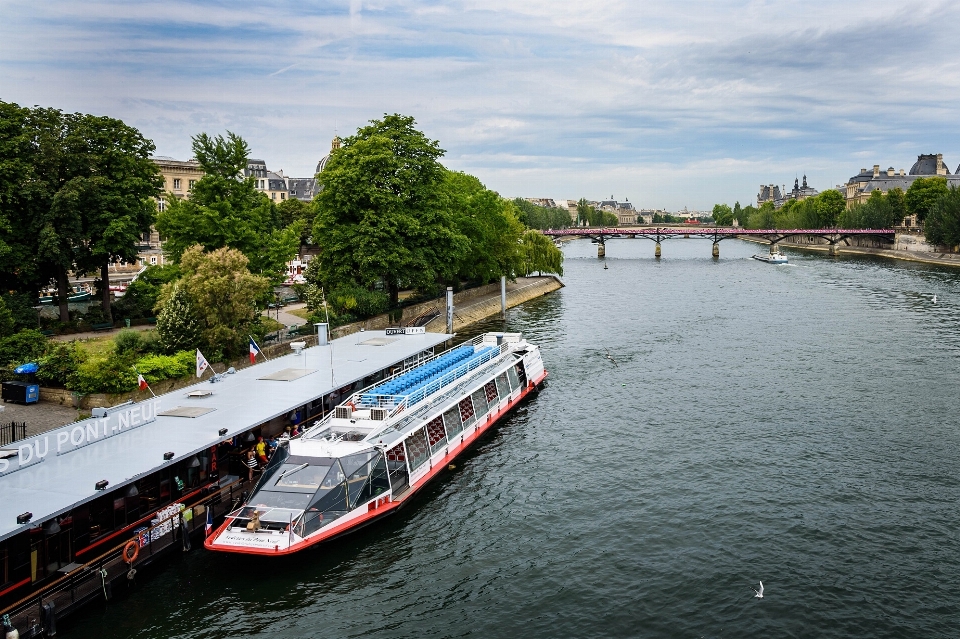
276,197,315,245
815,190,845,228
155,132,301,281
155,282,202,354
520,230,563,276
157,245,271,359
923,185,960,248
450,173,525,282
905,177,949,223
732,201,742,225
313,114,468,307
576,198,591,226
67,115,162,323
512,198,571,230
0,296,14,337
712,203,733,226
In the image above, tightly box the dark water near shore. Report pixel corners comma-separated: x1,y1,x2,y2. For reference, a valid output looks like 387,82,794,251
67,239,960,638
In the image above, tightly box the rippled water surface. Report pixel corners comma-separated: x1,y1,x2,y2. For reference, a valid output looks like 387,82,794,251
67,239,960,638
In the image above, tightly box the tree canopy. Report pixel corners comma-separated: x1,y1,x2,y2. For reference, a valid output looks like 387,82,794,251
155,132,302,281
905,177,949,223
923,185,960,248
312,114,469,306
513,198,572,230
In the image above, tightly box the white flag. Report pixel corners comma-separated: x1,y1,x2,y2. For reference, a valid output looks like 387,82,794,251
196,349,209,378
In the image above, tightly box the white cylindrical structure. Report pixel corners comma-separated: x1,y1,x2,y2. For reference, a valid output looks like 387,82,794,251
500,276,507,320
315,323,328,345
446,287,454,334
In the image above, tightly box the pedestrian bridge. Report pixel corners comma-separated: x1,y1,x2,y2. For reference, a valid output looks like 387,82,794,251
542,227,896,257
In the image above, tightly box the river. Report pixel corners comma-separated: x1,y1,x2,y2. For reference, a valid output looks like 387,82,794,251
65,238,960,638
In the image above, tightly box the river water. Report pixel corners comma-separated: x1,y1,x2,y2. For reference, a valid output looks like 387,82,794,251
67,238,960,638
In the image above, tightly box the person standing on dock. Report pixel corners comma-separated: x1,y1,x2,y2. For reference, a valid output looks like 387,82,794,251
255,436,268,466
245,450,258,481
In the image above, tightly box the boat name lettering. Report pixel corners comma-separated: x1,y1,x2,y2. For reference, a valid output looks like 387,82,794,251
385,327,426,336
0,399,162,477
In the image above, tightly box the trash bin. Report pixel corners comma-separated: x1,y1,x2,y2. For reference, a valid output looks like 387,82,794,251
2,381,39,404
125,319,131,328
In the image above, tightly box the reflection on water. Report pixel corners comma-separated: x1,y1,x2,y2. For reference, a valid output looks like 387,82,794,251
65,239,960,638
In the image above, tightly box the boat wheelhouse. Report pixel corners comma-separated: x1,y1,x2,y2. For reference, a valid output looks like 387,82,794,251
205,332,546,555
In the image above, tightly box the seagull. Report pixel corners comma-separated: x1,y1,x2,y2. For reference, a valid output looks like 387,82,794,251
752,581,764,599
933,294,937,304
604,348,619,367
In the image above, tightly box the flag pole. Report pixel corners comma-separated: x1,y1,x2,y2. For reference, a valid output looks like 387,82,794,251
135,367,157,397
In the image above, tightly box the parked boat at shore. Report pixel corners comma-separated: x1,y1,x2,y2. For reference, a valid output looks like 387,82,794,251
205,332,546,555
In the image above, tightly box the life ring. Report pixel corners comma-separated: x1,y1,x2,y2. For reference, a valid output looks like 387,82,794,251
346,401,356,411
122,540,139,564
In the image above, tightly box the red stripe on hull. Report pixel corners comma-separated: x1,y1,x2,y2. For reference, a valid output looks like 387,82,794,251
205,370,547,556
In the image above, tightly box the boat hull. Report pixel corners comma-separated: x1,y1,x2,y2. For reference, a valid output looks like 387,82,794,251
205,369,548,556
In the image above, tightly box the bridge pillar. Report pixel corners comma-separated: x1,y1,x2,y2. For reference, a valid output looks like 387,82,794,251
712,242,720,258
655,242,661,258
828,243,839,256
598,243,605,258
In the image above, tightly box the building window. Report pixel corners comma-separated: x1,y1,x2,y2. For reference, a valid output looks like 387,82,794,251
150,256,157,265
271,192,276,200
188,180,196,189
157,199,165,212
281,192,286,200
173,178,181,190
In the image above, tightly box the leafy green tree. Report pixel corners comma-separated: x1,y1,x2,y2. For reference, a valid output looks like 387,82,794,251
815,190,845,228
923,185,960,248
112,263,180,320
313,114,468,307
155,132,301,281
520,230,563,276
36,341,86,387
906,177,949,223
512,198,571,230
0,329,48,366
0,296,14,337
886,187,906,227
155,281,202,354
447,175,525,282
732,201,742,225
158,245,271,358
712,204,733,226
276,197,315,245
576,198,591,226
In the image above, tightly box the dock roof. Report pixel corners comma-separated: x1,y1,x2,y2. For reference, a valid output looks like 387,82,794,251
0,330,450,543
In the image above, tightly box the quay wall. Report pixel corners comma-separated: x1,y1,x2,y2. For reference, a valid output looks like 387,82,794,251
739,232,960,268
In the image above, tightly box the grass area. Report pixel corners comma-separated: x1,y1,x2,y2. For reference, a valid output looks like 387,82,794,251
70,329,160,358
261,317,285,332
285,307,311,321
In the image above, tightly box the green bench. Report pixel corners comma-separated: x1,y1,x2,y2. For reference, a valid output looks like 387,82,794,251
281,296,299,304
91,322,114,332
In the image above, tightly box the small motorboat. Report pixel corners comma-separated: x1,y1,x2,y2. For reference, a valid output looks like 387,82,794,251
752,247,788,264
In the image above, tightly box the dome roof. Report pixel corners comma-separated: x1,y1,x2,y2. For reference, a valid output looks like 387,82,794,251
315,154,330,175
909,154,950,176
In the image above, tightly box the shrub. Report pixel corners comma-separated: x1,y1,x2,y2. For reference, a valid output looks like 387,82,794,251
0,330,49,367
134,351,194,382
156,283,202,354
81,304,108,325
68,352,138,394
114,329,145,355
36,341,87,387
0,297,14,338
113,264,180,320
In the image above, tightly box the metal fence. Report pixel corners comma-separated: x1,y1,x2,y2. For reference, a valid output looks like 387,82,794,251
0,479,248,638
0,421,26,446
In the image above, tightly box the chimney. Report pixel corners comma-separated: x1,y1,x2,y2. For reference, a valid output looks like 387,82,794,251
887,167,894,177
937,153,946,175
873,165,880,178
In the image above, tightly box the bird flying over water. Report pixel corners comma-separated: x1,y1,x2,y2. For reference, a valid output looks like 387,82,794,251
933,294,937,304
604,348,619,367
752,581,764,598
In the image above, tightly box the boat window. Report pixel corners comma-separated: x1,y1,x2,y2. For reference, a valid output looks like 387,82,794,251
514,362,527,388
495,373,510,399
346,453,387,508
404,428,430,471
251,443,291,492
425,415,446,454
306,460,346,511
471,388,488,416
506,366,520,391
458,397,476,428
275,463,330,490
484,380,499,404
443,406,463,438
339,450,378,477
386,443,408,493
247,490,312,511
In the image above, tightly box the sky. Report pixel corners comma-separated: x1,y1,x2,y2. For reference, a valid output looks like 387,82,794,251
3,0,960,210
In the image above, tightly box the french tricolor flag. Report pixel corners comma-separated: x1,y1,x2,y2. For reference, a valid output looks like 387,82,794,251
249,336,263,364
205,507,213,537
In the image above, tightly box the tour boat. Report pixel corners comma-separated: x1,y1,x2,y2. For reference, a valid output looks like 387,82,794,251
205,332,546,555
752,247,788,264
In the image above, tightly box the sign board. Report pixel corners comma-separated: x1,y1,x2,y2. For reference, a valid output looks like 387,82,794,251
385,327,426,336
0,398,162,476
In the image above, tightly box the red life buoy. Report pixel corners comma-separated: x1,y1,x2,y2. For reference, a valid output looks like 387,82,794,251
122,540,139,564
346,401,356,411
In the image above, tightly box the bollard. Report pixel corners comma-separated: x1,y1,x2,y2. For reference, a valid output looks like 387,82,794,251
655,242,661,258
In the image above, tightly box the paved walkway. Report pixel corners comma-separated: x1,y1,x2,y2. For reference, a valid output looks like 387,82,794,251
1,400,85,438
262,302,308,327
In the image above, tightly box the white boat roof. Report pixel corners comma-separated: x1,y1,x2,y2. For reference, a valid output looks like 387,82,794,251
0,330,450,543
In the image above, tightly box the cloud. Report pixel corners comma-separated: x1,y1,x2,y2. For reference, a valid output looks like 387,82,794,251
1,0,959,208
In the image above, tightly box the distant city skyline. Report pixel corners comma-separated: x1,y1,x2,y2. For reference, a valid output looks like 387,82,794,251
3,0,959,210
